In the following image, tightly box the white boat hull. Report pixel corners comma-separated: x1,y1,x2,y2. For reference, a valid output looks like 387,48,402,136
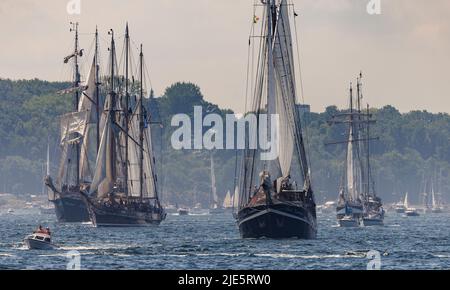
24,237,56,250
338,217,360,227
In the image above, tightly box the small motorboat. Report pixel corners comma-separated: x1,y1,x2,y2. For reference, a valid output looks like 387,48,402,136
24,227,57,250
363,216,384,226
432,207,443,213
7,208,14,214
338,215,361,227
178,208,189,216
405,208,420,216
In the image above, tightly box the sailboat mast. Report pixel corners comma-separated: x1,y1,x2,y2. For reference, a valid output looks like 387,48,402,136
72,22,81,185
266,0,276,174
109,29,117,180
124,24,130,197
46,140,50,176
139,44,144,201
366,104,371,196
95,26,100,153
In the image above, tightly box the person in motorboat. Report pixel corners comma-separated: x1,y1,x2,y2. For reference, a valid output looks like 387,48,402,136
25,225,56,250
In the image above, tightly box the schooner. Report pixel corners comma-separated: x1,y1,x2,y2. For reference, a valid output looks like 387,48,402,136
79,25,166,227
328,74,384,227
235,0,317,239
45,23,101,223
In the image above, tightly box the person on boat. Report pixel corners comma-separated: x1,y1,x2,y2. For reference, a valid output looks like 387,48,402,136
34,225,43,234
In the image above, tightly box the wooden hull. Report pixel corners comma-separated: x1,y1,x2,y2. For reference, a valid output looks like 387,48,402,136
81,195,166,227
237,203,317,239
52,193,90,223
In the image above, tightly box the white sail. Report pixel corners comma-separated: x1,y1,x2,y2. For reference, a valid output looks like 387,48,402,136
404,192,409,208
142,126,158,199
210,154,219,208
127,108,142,197
431,185,437,208
223,191,232,208
272,0,296,178
79,60,98,183
89,110,114,198
346,126,357,200
233,186,239,208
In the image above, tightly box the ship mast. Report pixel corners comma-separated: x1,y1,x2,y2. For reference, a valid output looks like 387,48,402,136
95,26,100,152
124,24,130,197
366,103,371,197
71,22,81,185
139,44,144,201
108,29,117,181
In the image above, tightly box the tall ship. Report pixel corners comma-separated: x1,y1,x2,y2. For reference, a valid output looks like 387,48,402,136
45,23,100,223
328,73,383,227
79,25,166,227
235,0,317,239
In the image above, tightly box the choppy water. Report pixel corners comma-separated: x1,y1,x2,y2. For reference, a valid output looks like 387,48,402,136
0,209,449,270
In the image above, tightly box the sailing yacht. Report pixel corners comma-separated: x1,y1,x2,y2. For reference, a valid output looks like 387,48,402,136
235,0,317,239
394,194,406,213
431,184,443,213
79,25,165,227
45,23,100,223
209,154,224,214
404,192,420,216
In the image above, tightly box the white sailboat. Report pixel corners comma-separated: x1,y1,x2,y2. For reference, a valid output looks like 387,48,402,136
431,186,443,213
209,154,224,214
404,192,420,216
394,193,407,213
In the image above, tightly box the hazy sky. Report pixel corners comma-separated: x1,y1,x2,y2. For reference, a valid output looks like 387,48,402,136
0,0,449,114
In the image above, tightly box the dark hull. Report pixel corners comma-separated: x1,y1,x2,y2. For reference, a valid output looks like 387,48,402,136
82,197,166,227
52,194,90,223
362,218,384,226
237,203,317,239
405,211,420,217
